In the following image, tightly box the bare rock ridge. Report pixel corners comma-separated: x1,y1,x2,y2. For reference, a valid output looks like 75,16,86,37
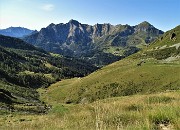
24,20,164,66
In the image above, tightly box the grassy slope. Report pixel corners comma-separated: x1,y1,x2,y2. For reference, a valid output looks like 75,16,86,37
41,25,180,104
42,58,180,104
0,91,179,130
149,25,180,47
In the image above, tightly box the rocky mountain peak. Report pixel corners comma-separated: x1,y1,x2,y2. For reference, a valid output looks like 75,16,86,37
48,23,56,27
135,21,161,33
68,19,80,26
138,21,152,26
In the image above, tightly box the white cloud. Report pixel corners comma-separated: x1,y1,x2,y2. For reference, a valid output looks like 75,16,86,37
41,4,54,11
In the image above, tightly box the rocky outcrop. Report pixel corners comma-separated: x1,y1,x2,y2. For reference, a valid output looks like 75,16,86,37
170,33,176,40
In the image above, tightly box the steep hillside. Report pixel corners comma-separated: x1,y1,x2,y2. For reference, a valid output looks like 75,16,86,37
44,25,179,104
150,25,180,47
0,81,46,114
0,35,46,52
0,35,97,87
0,27,35,38
24,20,163,66
139,25,180,60
0,35,97,113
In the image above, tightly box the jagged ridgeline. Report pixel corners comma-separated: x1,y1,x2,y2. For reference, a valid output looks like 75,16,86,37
24,20,163,66
0,35,98,113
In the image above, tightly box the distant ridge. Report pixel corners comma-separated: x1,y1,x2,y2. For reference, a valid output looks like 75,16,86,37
0,27,35,38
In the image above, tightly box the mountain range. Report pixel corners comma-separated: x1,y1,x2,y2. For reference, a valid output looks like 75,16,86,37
24,20,164,66
0,27,35,38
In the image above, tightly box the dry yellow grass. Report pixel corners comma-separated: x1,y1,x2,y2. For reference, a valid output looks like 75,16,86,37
0,91,179,130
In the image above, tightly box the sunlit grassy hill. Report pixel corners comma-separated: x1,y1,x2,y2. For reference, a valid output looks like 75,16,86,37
44,25,180,104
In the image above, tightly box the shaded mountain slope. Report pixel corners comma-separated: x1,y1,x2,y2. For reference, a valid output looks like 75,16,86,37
0,35,97,88
0,35,45,52
24,20,163,66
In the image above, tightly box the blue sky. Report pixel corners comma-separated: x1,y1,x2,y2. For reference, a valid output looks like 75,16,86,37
0,0,179,31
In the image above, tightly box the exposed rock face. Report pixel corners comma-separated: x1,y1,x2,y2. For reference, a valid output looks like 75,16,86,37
24,20,163,66
170,33,176,40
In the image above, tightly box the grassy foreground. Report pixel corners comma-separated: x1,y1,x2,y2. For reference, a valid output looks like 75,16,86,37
0,90,179,130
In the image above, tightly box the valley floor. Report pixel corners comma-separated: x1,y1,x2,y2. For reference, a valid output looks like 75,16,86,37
0,90,179,130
